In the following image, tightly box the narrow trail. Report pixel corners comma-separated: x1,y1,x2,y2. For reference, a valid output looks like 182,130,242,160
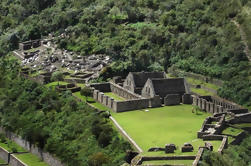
231,19,251,61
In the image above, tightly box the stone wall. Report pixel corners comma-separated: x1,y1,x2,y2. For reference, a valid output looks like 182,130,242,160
228,112,251,124
114,99,149,112
0,146,29,166
192,147,205,166
110,82,141,100
0,127,64,166
164,94,180,106
91,82,161,112
218,136,228,154
0,147,9,163
93,89,150,112
9,154,27,166
134,155,196,165
90,83,111,92
19,40,41,51
192,96,245,114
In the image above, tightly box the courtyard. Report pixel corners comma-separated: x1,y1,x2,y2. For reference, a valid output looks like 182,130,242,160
112,104,222,155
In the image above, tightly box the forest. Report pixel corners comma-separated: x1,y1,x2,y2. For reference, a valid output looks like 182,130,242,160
0,0,250,108
0,57,131,166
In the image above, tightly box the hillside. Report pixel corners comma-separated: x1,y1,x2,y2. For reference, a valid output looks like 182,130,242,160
0,0,250,108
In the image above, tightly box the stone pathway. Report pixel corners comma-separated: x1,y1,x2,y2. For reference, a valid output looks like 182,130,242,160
231,19,251,61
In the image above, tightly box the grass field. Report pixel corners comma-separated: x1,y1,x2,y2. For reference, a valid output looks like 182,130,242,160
16,153,49,166
74,92,113,111
104,92,126,101
142,159,194,165
186,78,219,91
112,105,221,155
191,88,215,96
45,81,69,87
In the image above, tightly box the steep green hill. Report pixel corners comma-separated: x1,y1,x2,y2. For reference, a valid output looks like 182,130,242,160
0,0,250,105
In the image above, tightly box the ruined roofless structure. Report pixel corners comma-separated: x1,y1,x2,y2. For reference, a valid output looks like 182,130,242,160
123,71,166,94
141,78,190,102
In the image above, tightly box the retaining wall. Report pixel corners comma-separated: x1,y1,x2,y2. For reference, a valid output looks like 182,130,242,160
0,147,28,166
9,154,27,166
0,127,64,166
0,147,9,163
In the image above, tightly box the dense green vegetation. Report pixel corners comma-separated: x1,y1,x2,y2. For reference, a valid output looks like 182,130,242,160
0,0,250,107
0,57,131,166
201,134,251,166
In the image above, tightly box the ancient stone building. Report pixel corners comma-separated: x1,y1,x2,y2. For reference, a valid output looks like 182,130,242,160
141,78,190,103
123,71,166,94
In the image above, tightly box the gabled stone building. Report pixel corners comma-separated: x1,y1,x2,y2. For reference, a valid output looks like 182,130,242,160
141,78,190,103
123,71,166,94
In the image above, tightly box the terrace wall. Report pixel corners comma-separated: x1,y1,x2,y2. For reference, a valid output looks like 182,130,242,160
0,147,9,163
0,127,64,166
9,154,27,166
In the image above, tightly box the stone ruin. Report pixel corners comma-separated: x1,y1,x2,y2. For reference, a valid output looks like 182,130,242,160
181,143,194,152
56,83,81,93
15,39,112,85
19,40,41,51
193,95,246,114
165,144,176,153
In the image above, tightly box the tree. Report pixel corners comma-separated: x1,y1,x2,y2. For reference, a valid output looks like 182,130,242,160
80,86,93,102
51,71,64,86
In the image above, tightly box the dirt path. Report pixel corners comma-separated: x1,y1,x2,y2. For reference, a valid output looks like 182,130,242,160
231,19,251,61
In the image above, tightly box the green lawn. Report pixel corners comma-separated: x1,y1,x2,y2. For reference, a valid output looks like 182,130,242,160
104,92,126,101
233,123,251,128
45,81,69,87
142,159,194,165
74,92,112,112
15,153,49,166
112,105,221,155
187,78,220,90
0,141,26,153
191,88,215,96
222,127,243,136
